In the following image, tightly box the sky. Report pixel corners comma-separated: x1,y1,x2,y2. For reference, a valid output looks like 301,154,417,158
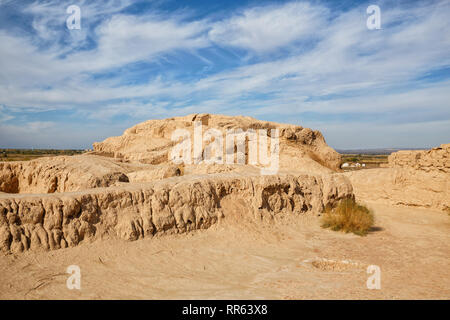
0,0,449,149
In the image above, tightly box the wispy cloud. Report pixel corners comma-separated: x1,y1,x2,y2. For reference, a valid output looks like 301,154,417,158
0,0,449,148
0,105,14,122
209,2,329,53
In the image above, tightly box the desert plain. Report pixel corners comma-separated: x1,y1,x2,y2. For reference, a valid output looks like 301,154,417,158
0,114,449,299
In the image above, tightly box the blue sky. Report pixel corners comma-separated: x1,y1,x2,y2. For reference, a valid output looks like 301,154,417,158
0,0,449,149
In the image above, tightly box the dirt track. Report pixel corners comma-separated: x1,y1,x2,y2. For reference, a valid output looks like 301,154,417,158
1,201,448,299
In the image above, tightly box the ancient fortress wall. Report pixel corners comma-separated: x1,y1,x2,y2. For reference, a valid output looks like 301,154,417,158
346,144,450,211
0,173,353,254
388,144,449,173
0,114,355,255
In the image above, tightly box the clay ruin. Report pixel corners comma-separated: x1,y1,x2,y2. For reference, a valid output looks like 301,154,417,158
0,114,354,254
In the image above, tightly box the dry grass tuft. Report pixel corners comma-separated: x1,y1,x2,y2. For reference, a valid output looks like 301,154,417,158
445,207,450,216
321,198,374,236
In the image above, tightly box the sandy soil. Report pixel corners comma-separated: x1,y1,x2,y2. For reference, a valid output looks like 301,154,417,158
0,201,449,299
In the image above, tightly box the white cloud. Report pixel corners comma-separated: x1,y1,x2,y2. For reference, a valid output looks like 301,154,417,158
2,0,449,110
0,2,210,91
68,14,209,72
209,2,328,52
0,1,449,148
27,121,55,131
310,119,450,149
0,105,14,122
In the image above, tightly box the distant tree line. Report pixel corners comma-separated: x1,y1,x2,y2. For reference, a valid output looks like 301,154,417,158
0,149,84,156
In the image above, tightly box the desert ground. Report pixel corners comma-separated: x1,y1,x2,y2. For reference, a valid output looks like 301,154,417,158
0,114,448,299
1,201,448,299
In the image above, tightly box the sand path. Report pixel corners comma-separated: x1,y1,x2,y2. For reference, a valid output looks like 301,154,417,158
1,201,449,299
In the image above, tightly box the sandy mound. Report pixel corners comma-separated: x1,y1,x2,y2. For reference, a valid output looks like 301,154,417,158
345,144,449,210
92,113,342,174
1,114,343,195
0,114,354,254
0,155,138,194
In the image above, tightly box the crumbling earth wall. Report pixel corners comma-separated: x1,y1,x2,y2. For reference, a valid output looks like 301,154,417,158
0,173,353,254
388,144,449,173
346,144,449,211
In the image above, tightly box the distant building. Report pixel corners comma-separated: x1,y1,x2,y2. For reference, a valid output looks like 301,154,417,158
341,162,349,168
